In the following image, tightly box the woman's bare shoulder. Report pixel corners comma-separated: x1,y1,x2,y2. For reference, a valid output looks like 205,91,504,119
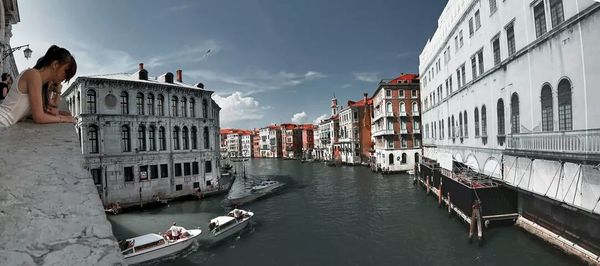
20,69,41,80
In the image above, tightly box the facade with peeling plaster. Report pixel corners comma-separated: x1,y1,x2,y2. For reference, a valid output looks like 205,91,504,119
63,65,222,208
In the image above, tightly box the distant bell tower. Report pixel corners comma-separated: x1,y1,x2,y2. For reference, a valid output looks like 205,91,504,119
331,93,338,116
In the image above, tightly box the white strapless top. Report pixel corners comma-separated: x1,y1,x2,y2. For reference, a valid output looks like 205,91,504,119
0,71,31,127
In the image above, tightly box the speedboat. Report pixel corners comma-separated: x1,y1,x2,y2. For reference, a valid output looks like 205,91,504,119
119,227,202,265
208,209,254,242
250,180,284,193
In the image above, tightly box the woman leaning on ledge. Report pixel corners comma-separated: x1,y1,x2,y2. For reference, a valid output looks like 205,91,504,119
0,45,77,127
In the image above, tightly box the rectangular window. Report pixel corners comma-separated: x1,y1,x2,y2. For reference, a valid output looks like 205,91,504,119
534,1,547,38
477,50,484,75
454,36,459,51
150,165,158,179
176,184,182,191
91,168,102,185
474,10,481,30
447,46,451,61
184,162,191,176
456,68,462,88
469,18,474,36
506,22,516,56
471,55,477,79
460,64,466,86
175,163,182,177
124,166,134,182
459,30,464,47
193,182,200,188
160,164,168,178
205,161,212,173
449,76,453,94
192,162,199,175
550,0,564,27
139,165,148,181
492,36,501,66
489,0,497,14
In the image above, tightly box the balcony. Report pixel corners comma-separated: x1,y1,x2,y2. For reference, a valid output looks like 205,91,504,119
399,111,407,117
384,112,395,117
506,129,600,161
400,128,408,134
372,129,395,137
413,128,421,134
412,111,420,116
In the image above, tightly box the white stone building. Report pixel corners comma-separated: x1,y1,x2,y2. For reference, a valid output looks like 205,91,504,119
241,132,252,158
226,133,241,158
420,0,600,259
63,65,222,207
0,0,21,78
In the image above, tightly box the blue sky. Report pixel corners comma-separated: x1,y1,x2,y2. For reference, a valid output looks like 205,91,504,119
12,0,445,129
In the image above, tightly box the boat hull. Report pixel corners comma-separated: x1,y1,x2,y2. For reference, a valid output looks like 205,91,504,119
124,229,201,265
211,218,251,242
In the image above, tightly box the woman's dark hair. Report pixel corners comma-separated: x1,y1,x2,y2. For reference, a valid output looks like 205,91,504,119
33,45,77,82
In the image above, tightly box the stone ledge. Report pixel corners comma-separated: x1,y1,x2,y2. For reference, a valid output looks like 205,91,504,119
0,121,124,266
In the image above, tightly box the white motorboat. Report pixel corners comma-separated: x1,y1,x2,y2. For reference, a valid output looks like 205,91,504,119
208,209,254,242
120,228,202,265
251,180,284,193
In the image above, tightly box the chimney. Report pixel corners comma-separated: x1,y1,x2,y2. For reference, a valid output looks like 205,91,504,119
139,63,144,71
363,93,368,103
176,69,183,82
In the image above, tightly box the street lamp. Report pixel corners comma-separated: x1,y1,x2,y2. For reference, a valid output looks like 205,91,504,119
2,44,33,61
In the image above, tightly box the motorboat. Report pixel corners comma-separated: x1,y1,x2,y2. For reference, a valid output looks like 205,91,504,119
250,180,284,193
119,227,202,265
208,209,254,242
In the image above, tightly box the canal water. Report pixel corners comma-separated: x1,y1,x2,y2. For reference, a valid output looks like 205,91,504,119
109,159,576,265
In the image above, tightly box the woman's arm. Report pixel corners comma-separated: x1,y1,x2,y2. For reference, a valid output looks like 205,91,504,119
24,70,74,124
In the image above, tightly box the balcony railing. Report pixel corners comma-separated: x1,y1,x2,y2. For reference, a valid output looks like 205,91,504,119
506,129,600,155
372,129,395,137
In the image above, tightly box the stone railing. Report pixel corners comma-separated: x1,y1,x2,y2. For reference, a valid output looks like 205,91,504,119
372,129,394,137
0,122,123,265
506,129,600,154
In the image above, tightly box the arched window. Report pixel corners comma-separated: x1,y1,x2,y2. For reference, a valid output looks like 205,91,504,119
182,126,189,150
88,125,98,153
181,97,187,117
138,125,146,151
87,90,96,114
202,99,208,118
120,91,129,114
191,126,198,149
463,110,468,137
172,96,179,117
386,102,392,114
157,94,164,116
414,153,419,163
147,93,155,116
173,126,180,150
412,101,418,114
401,153,407,164
474,107,480,137
149,126,156,151
541,84,553,131
389,153,394,165
159,126,166,151
558,79,572,131
497,99,505,135
481,105,487,136
136,92,144,115
459,112,463,137
203,126,210,149
400,102,405,113
189,98,196,118
121,125,131,152
511,93,520,133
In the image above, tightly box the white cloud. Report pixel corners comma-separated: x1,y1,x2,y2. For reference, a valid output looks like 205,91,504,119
186,69,326,95
313,114,328,124
291,112,308,124
353,72,380,83
213,91,271,127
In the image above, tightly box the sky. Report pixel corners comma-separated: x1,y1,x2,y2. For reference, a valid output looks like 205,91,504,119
11,0,446,129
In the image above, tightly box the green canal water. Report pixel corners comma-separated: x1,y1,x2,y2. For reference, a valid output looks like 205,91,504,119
109,159,577,265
